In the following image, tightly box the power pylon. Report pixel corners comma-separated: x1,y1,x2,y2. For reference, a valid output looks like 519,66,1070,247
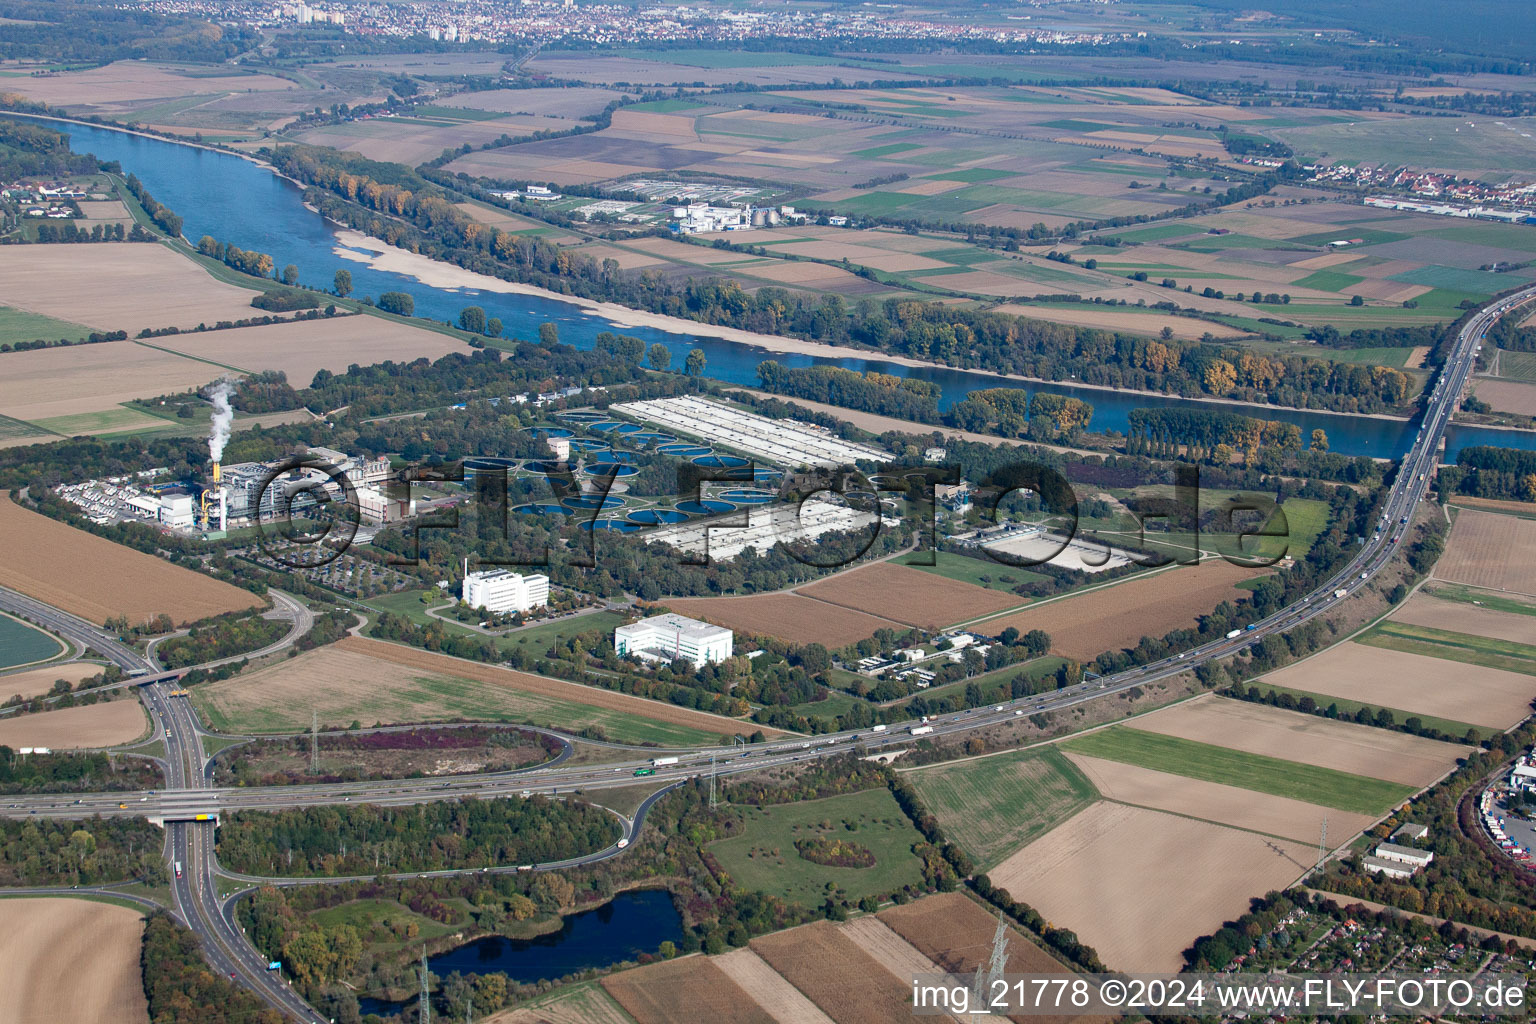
419,948,430,1024
310,710,319,775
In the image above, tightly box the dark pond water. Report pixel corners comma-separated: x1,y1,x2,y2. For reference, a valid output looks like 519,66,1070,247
36,117,1536,461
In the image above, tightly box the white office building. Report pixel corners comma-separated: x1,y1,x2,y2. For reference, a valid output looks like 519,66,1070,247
615,613,733,668
462,570,549,614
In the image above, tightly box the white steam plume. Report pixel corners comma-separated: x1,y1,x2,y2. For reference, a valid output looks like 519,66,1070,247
208,379,235,464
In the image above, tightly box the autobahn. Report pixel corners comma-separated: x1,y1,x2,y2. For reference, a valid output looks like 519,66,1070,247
2,288,1531,1021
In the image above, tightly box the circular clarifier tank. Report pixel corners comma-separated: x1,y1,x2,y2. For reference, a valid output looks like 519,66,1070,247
561,494,625,511
584,462,639,478
610,423,642,435
526,426,575,439
580,519,641,533
658,443,711,457
717,487,774,504
512,503,567,516
676,499,735,516
522,460,567,476
567,438,611,453
463,456,520,474
691,454,750,469
589,420,626,432
630,432,677,446
626,508,689,525
558,411,605,423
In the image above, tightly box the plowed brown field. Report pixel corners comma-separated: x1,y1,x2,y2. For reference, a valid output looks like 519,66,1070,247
750,921,920,1024
0,497,263,626
0,898,148,1024
601,956,776,1024
0,699,149,749
714,948,836,1024
661,593,898,647
973,560,1262,660
0,661,105,701
797,561,1024,629
1436,509,1536,596
991,802,1314,972
1395,592,1536,645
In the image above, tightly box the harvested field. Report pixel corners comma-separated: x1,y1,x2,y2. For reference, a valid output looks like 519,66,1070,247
601,956,776,1024
1449,496,1536,515
1438,509,1536,596
0,340,230,424
1066,753,1375,844
148,314,466,385
1395,591,1536,645
991,802,1314,972
714,948,836,1024
1256,642,1536,731
838,915,946,981
992,304,1249,340
0,661,105,701
796,561,1024,629
1130,694,1463,786
975,560,1261,661
0,699,149,749
0,244,261,334
193,636,780,741
0,497,263,626
0,898,148,1024
750,921,922,1024
1472,379,1536,416
660,593,897,647
4,60,293,108
485,983,634,1024
878,892,1111,1024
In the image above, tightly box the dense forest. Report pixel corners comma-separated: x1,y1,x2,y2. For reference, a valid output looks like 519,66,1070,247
155,612,288,669
216,797,621,877
0,1,259,61
0,816,162,885
1439,445,1536,502
0,118,100,181
272,144,1414,414
141,912,286,1024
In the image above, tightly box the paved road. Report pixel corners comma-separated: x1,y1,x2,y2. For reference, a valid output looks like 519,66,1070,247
1,290,1529,1021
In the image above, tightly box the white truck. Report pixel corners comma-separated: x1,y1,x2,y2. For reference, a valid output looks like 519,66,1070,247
1225,629,1243,640
871,724,887,732
1334,589,1347,599
910,725,934,736
650,756,679,767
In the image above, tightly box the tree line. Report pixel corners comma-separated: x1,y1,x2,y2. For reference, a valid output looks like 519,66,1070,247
1439,444,1536,503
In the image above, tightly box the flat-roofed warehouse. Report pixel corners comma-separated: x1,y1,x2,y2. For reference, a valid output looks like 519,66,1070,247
611,395,891,469
640,499,889,562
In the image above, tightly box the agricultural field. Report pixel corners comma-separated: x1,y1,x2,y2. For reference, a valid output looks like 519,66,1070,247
1435,509,1536,596
1119,694,1462,789
1470,378,1536,416
660,593,898,647
146,312,467,386
1272,115,1536,177
0,244,264,335
895,550,1049,594
289,109,578,165
0,898,148,1024
1358,620,1536,676
0,698,149,748
706,788,928,906
600,955,775,1024
714,948,838,1024
750,920,926,1024
989,801,1315,972
0,496,264,626
487,982,635,1024
0,305,93,348
1255,640,1536,731
0,661,105,701
973,559,1262,661
0,339,233,429
191,636,761,744
906,747,1096,870
797,561,1025,630
1065,754,1377,844
0,612,65,670
1395,589,1536,644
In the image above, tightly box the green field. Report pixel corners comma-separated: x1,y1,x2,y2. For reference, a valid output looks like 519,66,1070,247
29,406,159,436
0,612,65,670
896,550,1047,594
707,788,928,907
908,747,1097,870
0,305,92,346
1061,727,1416,816
0,413,50,440
1237,682,1480,740
1294,269,1366,293
192,667,724,747
1357,621,1536,676
499,611,626,656
1496,350,1536,384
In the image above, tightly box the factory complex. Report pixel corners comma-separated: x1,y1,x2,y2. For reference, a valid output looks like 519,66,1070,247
462,568,550,614
610,395,891,469
614,612,733,668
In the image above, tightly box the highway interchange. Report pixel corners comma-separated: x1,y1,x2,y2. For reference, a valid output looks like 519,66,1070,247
1,287,1533,1021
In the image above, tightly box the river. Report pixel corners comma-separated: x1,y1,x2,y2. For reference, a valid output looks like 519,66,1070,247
41,118,1536,461
357,889,683,1017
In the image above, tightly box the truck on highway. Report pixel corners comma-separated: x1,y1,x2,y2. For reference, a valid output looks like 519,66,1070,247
650,756,679,767
266,962,281,972
910,725,934,736
174,861,182,878
871,724,887,733
632,767,655,777
617,838,629,849
1225,629,1243,639
1334,589,1348,599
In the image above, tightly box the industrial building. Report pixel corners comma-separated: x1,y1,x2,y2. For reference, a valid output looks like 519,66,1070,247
1361,855,1419,880
639,498,889,562
1392,823,1429,842
615,613,733,668
462,569,550,614
611,395,891,469
1372,842,1434,871
671,203,754,234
